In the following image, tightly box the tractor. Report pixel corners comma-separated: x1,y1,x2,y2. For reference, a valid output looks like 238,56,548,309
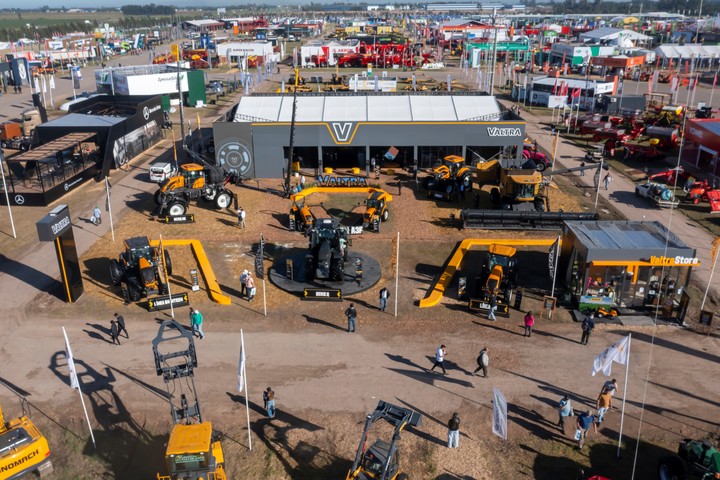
362,190,392,231
657,439,720,480
154,163,237,217
468,244,518,312
346,401,422,480
109,236,172,301
423,155,473,200
304,218,351,282
476,160,546,212
289,202,315,232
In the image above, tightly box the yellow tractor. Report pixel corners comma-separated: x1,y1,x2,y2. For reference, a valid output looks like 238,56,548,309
476,160,546,211
289,202,315,232
362,190,392,232
154,163,236,216
467,244,518,315
0,401,53,478
153,320,227,480
109,236,172,301
423,155,473,200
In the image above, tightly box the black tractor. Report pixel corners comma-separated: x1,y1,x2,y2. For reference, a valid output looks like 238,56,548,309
109,236,173,301
304,218,350,282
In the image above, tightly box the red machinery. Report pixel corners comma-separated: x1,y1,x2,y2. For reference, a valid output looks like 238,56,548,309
686,180,715,204
593,128,631,143
648,167,690,185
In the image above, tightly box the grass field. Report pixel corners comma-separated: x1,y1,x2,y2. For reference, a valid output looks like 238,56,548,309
0,11,127,29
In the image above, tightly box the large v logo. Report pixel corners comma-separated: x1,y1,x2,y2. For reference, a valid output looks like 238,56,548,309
330,122,354,142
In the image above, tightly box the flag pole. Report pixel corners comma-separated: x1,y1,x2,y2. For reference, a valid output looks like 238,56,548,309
616,333,631,458
105,176,114,242
241,329,252,450
160,234,174,319
550,235,560,298
63,327,96,449
394,231,400,317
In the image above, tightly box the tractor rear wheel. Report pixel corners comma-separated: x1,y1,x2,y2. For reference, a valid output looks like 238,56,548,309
215,191,232,210
126,278,142,302
153,190,163,205
109,259,123,286
167,202,187,216
330,257,344,282
163,250,173,276
657,454,685,480
382,209,389,221
536,161,547,172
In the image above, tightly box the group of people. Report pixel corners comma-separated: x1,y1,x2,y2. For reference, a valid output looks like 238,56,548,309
240,269,256,302
558,378,618,449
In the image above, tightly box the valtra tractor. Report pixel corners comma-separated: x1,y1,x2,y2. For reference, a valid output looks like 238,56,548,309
304,218,351,282
109,236,172,301
423,155,473,200
154,163,238,216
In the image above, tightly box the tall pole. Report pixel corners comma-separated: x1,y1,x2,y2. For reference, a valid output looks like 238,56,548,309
240,330,252,450
105,176,114,242
594,158,604,211
160,235,174,319
394,231,400,317
71,68,76,100
284,87,298,197
176,59,186,161
489,7,498,95
616,334,631,458
0,150,17,238
700,238,720,310
550,235,560,298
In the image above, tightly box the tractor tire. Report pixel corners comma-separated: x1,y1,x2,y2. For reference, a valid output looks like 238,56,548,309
461,174,472,190
215,191,232,210
203,188,217,202
657,454,685,480
330,257,344,282
304,255,315,282
536,161,547,172
490,188,501,205
382,209,389,222
164,249,173,276
422,176,432,190
126,278,142,302
167,202,187,216
154,190,166,205
109,259,123,286
534,197,546,212
342,62,351,68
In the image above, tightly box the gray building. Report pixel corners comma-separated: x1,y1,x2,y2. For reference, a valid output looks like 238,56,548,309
212,92,525,179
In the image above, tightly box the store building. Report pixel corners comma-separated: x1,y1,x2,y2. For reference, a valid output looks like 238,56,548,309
529,77,615,110
561,221,697,311
682,118,720,181
212,92,524,178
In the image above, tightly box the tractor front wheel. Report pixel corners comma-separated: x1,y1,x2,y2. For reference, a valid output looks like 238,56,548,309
215,191,232,210
126,278,142,302
164,249,173,276
382,209,389,221
657,454,685,480
536,161,547,172
330,257,344,282
109,259,123,286
167,202,187,216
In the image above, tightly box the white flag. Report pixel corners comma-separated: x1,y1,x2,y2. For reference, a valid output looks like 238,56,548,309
237,334,246,392
41,76,47,93
492,388,508,440
34,77,40,92
62,327,80,389
49,75,56,89
592,335,631,376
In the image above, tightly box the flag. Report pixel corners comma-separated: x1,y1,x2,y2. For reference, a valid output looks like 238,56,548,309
670,77,679,92
255,235,265,280
592,335,631,376
63,327,80,389
571,88,581,98
492,388,508,440
548,236,559,278
237,335,246,392
49,75,55,89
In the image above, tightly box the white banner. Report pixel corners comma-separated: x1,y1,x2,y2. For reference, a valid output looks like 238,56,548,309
49,75,55,89
492,387,508,440
237,334,246,392
62,327,80,389
592,335,631,376
41,76,47,93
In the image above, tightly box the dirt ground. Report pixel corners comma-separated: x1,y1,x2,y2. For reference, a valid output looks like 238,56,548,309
1,148,719,480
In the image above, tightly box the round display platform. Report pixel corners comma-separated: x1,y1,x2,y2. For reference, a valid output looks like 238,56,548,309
269,250,381,296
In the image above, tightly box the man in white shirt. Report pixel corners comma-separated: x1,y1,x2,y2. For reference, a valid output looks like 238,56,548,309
430,344,447,375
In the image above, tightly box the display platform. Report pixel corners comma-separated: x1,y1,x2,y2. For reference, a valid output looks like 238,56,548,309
269,250,381,296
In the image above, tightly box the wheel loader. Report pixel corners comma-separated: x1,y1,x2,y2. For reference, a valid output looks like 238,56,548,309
0,401,53,478
109,236,172,301
346,400,422,480
468,244,518,314
154,163,237,217
423,155,473,200
304,218,351,282
362,190,392,232
153,320,226,480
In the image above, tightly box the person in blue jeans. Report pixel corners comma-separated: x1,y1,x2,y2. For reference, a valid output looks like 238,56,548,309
190,308,204,340
488,293,497,321
447,413,460,448
345,303,357,332
557,395,574,430
576,410,597,449
264,387,276,418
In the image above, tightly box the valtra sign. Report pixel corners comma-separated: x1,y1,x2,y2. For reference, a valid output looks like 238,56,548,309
487,127,522,137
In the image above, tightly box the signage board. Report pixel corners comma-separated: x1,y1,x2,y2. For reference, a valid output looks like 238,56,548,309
36,204,73,241
302,288,342,301
147,292,190,311
468,298,510,317
125,72,189,96
161,214,195,224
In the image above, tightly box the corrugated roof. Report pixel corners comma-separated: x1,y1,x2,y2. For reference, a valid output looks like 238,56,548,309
39,113,125,128
655,44,720,59
233,93,503,123
7,132,97,162
689,118,720,138
566,221,688,250
579,27,651,41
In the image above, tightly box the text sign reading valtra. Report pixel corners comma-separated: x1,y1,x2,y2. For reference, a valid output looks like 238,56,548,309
646,256,700,266
316,176,368,187
487,127,522,137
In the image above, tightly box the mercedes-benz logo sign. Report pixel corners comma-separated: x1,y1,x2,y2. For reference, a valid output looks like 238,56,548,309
216,139,253,176
14,194,25,205
143,106,150,120
64,183,70,191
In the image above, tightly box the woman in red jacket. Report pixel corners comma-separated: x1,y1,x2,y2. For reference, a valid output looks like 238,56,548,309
523,311,535,337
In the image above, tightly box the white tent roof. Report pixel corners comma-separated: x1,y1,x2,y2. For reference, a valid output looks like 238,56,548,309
579,27,651,42
233,94,502,123
655,44,720,59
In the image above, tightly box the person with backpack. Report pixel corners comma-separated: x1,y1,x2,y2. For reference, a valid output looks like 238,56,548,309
581,312,595,345
345,303,357,333
472,347,489,378
378,286,390,312
447,412,461,448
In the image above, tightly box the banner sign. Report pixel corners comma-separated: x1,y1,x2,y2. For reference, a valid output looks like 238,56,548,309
302,288,342,301
147,292,189,311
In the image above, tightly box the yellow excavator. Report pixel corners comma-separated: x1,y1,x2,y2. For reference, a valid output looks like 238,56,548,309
0,400,53,478
153,320,226,480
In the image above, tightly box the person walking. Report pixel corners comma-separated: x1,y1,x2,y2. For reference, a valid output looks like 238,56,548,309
370,156,376,176
603,172,613,190
579,160,586,176
596,388,613,424
240,269,249,298
378,286,389,312
487,293,497,321
190,308,204,339
110,319,120,345
472,347,489,378
447,412,460,448
430,344,447,375
345,303,357,332
581,312,595,345
602,378,618,397
558,395,574,430
245,273,255,301
238,207,246,228
92,205,102,225
264,387,276,418
576,410,597,449
114,313,128,339
523,311,535,337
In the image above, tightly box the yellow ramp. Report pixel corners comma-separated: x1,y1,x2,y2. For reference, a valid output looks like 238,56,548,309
419,238,558,308
151,239,232,306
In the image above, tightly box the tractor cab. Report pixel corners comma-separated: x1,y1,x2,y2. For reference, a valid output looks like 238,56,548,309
181,164,206,189
359,440,399,479
124,237,153,265
163,423,225,480
433,155,465,179
480,244,518,297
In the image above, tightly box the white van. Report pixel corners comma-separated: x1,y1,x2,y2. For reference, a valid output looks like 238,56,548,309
149,161,178,183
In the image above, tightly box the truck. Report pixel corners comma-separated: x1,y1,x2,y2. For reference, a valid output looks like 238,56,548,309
0,109,42,150
0,401,53,478
634,182,680,208
149,162,179,184
154,163,238,216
